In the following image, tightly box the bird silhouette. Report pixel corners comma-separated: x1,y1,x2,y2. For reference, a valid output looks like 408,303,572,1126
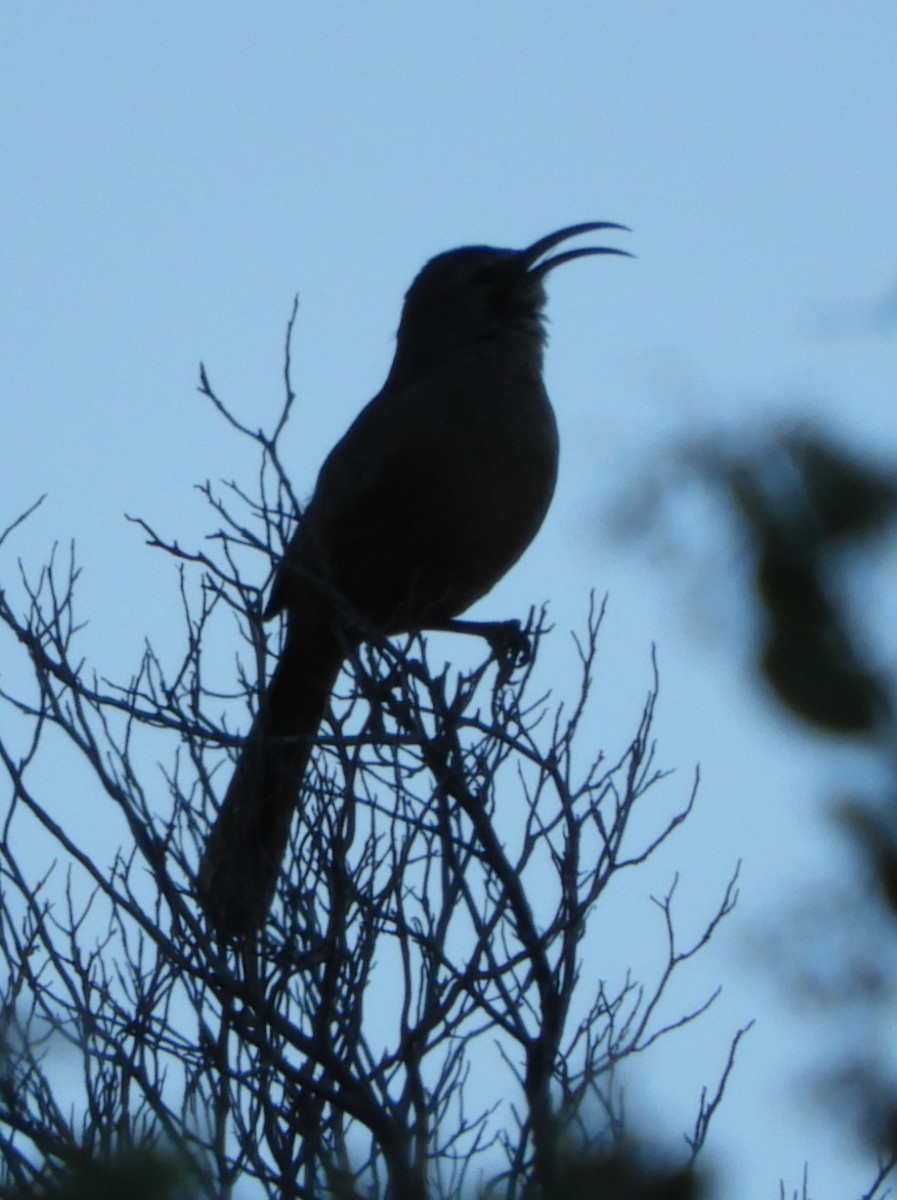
198,222,630,938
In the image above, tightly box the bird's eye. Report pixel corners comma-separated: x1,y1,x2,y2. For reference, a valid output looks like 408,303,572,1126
469,262,511,294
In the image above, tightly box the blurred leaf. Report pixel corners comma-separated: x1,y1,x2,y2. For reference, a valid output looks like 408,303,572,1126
840,801,897,920
539,1143,702,1200
754,551,830,625
784,431,897,544
4,1146,197,1200
761,619,887,734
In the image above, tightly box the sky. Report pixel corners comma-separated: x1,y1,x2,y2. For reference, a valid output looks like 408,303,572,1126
2,3,897,1197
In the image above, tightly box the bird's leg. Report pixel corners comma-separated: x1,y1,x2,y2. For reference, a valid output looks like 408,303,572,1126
431,617,533,669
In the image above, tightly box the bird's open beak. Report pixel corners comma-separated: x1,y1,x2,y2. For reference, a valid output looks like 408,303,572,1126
523,222,633,277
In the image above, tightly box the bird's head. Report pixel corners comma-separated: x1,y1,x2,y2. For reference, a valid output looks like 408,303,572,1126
390,221,631,379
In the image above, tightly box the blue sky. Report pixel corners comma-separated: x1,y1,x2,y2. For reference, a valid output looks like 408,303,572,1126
3,4,897,1196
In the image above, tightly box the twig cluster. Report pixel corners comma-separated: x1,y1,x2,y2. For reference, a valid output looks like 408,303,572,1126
0,317,742,1199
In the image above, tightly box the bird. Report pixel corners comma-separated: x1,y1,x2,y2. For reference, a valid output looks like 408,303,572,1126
198,221,630,938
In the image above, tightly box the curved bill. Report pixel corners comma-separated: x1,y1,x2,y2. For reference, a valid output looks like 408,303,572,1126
522,221,633,277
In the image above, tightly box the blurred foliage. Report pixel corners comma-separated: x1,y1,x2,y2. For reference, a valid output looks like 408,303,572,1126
535,1142,701,1200
700,425,896,735
691,421,897,1184
0,1144,197,1200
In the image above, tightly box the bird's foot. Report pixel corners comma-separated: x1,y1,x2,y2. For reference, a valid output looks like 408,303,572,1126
435,617,533,674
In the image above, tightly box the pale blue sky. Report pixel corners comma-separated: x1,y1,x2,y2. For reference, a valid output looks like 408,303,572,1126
3,4,897,1197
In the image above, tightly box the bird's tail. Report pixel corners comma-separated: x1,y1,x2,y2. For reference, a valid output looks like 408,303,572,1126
198,627,343,939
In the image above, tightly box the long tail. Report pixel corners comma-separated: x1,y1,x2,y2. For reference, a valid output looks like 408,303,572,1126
198,626,343,939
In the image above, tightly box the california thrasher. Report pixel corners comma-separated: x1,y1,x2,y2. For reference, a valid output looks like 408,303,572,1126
199,222,630,938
